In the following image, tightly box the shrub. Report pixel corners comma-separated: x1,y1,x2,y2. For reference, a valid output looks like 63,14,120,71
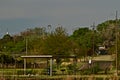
17,69,37,75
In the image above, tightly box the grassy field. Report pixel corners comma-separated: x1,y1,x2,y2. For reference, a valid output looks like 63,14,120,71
0,74,119,80
0,68,119,80
0,55,116,79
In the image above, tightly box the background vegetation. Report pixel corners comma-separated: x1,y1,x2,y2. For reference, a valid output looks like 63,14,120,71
0,19,120,68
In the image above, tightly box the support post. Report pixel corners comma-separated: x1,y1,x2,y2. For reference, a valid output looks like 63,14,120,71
24,58,26,75
50,58,52,76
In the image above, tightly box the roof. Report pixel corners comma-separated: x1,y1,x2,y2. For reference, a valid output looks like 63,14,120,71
21,55,77,58
92,55,114,61
21,55,52,58
79,61,113,71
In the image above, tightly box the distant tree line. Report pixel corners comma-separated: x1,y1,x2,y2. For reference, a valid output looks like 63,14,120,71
0,19,120,66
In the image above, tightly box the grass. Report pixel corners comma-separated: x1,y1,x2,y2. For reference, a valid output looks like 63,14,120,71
0,68,119,80
0,74,120,80
0,68,43,75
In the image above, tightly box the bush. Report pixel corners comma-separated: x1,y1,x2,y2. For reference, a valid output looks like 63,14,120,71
80,64,101,75
17,69,37,75
17,70,24,75
67,64,76,75
80,69,91,75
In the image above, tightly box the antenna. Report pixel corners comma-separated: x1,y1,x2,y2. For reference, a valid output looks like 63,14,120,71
116,11,118,20
6,28,9,34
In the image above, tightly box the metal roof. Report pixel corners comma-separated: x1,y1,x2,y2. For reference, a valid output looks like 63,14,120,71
21,55,77,58
21,55,52,58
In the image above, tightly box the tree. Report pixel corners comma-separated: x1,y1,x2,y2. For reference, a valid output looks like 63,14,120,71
42,27,71,55
2,34,13,42
0,54,15,67
70,27,94,57
0,34,14,52
42,26,72,65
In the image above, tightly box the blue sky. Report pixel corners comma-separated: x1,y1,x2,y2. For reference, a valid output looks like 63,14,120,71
0,0,120,37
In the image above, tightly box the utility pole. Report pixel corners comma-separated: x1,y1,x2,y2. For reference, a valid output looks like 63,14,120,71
26,38,28,55
90,22,96,74
91,22,95,57
25,31,28,55
115,11,118,76
24,33,28,75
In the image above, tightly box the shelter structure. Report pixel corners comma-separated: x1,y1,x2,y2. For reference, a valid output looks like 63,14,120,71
21,55,77,76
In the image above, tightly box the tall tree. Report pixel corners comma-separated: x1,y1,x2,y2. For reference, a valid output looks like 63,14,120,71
70,27,95,56
41,26,73,65
42,27,71,55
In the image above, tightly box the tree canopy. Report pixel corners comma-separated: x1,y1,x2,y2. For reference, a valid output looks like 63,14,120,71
0,19,120,65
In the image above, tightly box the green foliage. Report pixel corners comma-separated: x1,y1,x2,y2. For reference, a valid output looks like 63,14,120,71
96,19,120,55
97,20,120,31
70,19,120,57
2,34,13,42
0,53,15,64
80,64,101,75
70,27,96,57
92,64,101,74
67,64,75,70
71,28,93,49
41,27,73,65
67,64,76,74
12,40,26,52
42,27,71,55
17,69,37,75
72,27,90,37
0,19,120,67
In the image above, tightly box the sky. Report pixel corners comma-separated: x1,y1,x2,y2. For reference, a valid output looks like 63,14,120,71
0,0,120,37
